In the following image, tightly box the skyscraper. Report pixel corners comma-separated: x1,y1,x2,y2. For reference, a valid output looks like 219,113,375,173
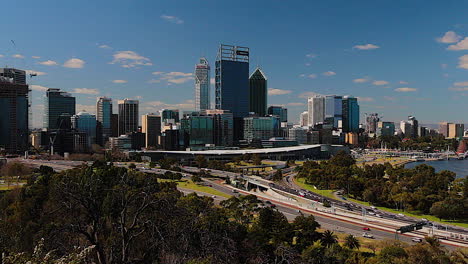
408,116,418,138
267,106,288,122
96,97,112,144
71,111,97,147
0,76,29,152
342,96,359,133
365,113,380,134
249,67,267,116
44,88,76,130
243,116,280,143
324,95,342,128
215,44,249,142
299,111,309,127
160,109,180,124
118,99,139,136
142,114,161,148
205,109,234,147
307,96,325,127
194,58,210,111
0,68,26,85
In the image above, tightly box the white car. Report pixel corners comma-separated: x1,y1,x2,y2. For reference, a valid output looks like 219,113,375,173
397,213,404,217
362,233,374,239
375,214,383,218
411,238,423,243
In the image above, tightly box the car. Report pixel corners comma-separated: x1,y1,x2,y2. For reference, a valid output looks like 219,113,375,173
362,233,374,239
411,238,423,243
370,206,377,210
211,195,216,198
368,212,375,215
397,213,404,217
421,218,428,222
375,214,383,218
362,227,371,231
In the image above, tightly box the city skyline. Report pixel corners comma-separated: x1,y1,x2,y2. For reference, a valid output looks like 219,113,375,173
0,1,467,127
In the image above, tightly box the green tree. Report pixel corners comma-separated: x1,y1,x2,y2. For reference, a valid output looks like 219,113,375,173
320,230,338,248
195,155,208,168
272,169,283,182
252,154,262,165
344,234,360,250
128,163,136,169
191,174,202,183
292,215,321,251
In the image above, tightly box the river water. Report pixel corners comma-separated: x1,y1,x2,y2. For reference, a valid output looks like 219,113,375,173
405,159,468,178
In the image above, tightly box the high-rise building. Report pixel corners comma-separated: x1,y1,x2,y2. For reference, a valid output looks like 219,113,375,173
118,99,139,136
324,95,342,128
181,112,214,147
160,109,180,124
243,116,280,143
376,121,395,137
299,111,309,127
44,88,76,130
141,114,161,148
71,111,97,147
448,123,464,139
194,58,210,111
267,106,288,122
0,68,26,84
342,96,359,133
0,77,29,152
408,116,418,138
288,127,308,144
365,113,380,134
111,114,119,137
400,121,411,137
249,67,267,116
308,96,325,127
215,44,250,142
205,109,234,147
439,122,450,137
96,97,112,144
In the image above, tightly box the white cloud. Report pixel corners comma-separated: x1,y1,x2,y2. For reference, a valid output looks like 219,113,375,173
268,88,292,95
63,58,85,68
437,31,462,43
152,71,164,75
147,79,161,84
30,85,49,91
142,99,194,111
448,87,468,91
454,81,468,86
399,81,408,84
447,37,468,51
31,56,40,59
322,71,336,76
357,97,374,102
353,44,380,50
395,87,417,92
0,54,4,58
99,44,112,49
306,53,317,58
25,70,47,76
76,104,96,114
38,60,58,66
353,78,369,83
298,91,323,98
72,88,99,95
307,74,317,79
112,80,127,84
152,71,194,84
373,80,389,86
299,74,306,78
12,54,24,58
111,51,152,68
458,54,468,69
161,15,184,24
286,102,305,107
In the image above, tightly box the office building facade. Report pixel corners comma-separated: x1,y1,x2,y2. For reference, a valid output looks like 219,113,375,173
365,113,380,134
308,95,325,127
0,68,26,85
0,78,29,152
376,121,395,137
44,88,76,130
243,116,280,143
161,109,180,124
268,106,288,122
205,109,234,147
300,111,309,127
249,67,267,116
118,99,139,136
71,111,97,147
96,97,112,144
194,58,210,111
324,95,342,128
142,114,161,148
342,96,359,133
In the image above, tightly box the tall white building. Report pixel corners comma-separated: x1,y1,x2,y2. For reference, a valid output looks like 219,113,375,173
400,120,411,137
299,111,309,127
307,95,325,127
194,57,210,111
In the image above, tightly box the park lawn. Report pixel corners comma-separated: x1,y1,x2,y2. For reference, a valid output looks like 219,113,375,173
295,177,468,229
158,179,231,198
316,228,384,253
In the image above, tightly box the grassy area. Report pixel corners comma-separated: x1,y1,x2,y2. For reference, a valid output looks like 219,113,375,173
294,177,468,228
316,228,387,253
158,179,232,198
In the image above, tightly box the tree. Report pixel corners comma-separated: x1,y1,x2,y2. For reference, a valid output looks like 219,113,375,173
272,169,283,182
320,230,338,248
464,177,468,198
292,215,321,251
128,163,136,169
252,154,262,165
195,155,208,168
191,174,202,183
344,234,360,250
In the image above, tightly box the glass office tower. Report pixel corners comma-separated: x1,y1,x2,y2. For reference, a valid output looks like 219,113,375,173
342,96,359,132
44,88,76,130
96,97,112,144
215,44,249,142
0,78,29,152
267,106,288,122
324,95,342,128
243,116,280,143
195,58,210,111
118,99,139,135
71,111,97,146
249,67,267,116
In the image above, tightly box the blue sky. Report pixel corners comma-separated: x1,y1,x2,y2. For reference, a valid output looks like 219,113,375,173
1,0,467,127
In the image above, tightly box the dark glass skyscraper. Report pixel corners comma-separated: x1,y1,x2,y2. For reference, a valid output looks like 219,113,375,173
215,44,249,142
118,99,139,136
342,96,359,133
249,67,267,116
44,88,76,130
0,78,29,153
96,97,112,144
267,106,288,122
